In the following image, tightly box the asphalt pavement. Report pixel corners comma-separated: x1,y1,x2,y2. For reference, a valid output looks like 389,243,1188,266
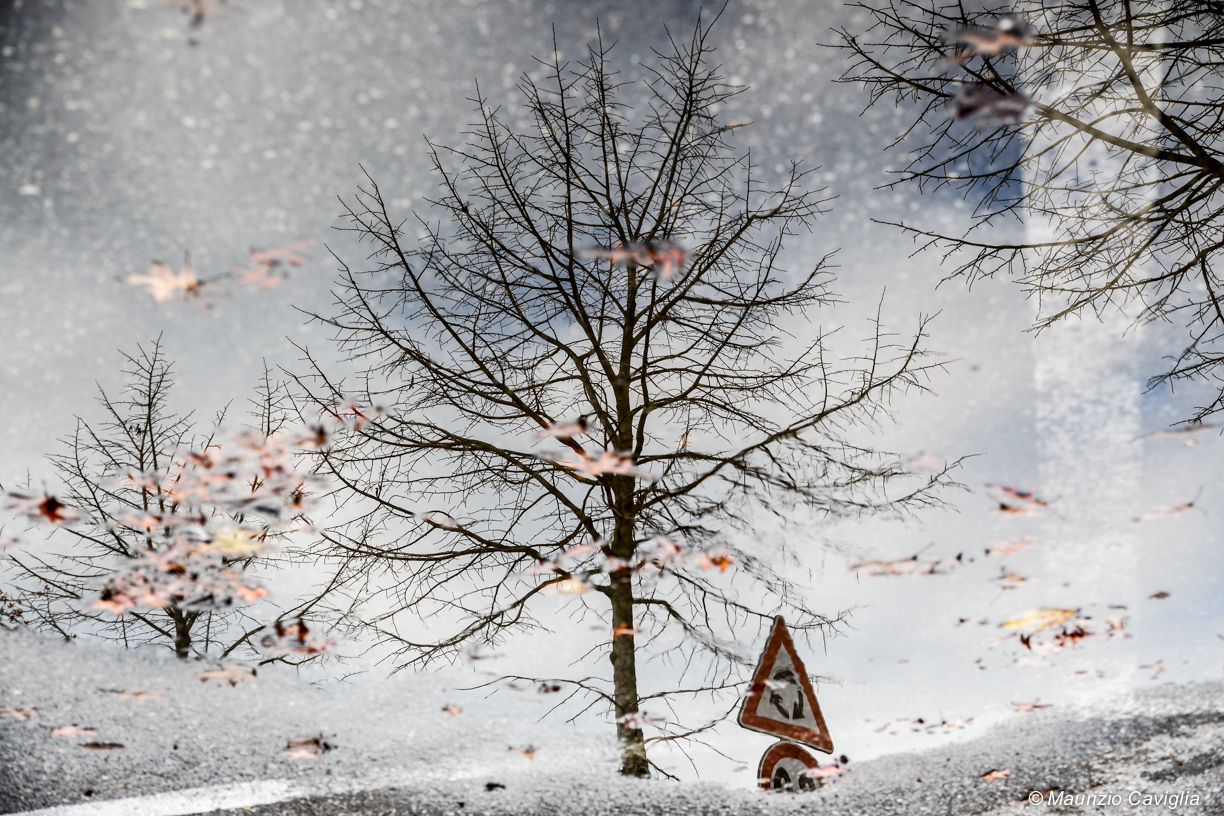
3,626,1223,815
193,684,1224,816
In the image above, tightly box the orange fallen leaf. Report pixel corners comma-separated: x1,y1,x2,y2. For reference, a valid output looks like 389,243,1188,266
980,769,1011,781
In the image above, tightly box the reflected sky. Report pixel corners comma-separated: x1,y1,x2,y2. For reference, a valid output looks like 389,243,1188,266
1,0,1221,787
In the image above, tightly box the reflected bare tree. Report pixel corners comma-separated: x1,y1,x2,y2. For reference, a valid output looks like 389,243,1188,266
5,339,232,657
834,0,1224,422
3,341,329,661
297,17,955,776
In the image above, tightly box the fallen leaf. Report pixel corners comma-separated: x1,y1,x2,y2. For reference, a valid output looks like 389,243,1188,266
125,260,210,305
980,769,1011,781
282,748,321,759
441,704,463,716
415,510,460,530
695,547,737,572
97,688,168,702
993,502,1039,516
1149,591,1170,600
985,536,1035,557
1105,616,1130,639
905,451,951,471
1134,491,1201,522
81,742,124,750
196,665,256,687
875,718,924,734
1070,670,1103,680
232,263,286,292
5,491,82,525
580,241,686,279
849,554,943,577
49,726,96,737
804,765,844,778
283,734,333,759
1140,660,1164,679
1000,608,1077,632
538,449,657,482
618,710,666,729
536,415,591,440
1053,625,1091,647
1134,423,1220,443
202,527,268,558
1012,700,1052,712
260,618,335,657
249,239,311,267
986,485,1050,509
994,568,1029,588
510,745,537,761
552,577,590,594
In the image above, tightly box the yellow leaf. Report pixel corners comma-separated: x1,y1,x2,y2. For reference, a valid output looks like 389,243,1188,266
1000,608,1077,632
204,528,266,558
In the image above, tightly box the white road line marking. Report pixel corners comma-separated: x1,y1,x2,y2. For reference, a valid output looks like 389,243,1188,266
7,775,375,816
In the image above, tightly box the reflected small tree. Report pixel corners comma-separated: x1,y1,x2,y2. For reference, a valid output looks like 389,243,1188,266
3,340,325,660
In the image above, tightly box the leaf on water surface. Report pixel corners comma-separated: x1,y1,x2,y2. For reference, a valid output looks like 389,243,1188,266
1000,608,1078,632
96,689,168,702
196,665,256,687
283,734,334,759
510,745,537,761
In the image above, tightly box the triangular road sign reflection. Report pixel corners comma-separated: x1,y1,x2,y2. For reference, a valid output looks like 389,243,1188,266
737,616,833,753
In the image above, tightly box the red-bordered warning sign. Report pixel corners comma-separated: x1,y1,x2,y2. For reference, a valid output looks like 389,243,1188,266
737,616,833,753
